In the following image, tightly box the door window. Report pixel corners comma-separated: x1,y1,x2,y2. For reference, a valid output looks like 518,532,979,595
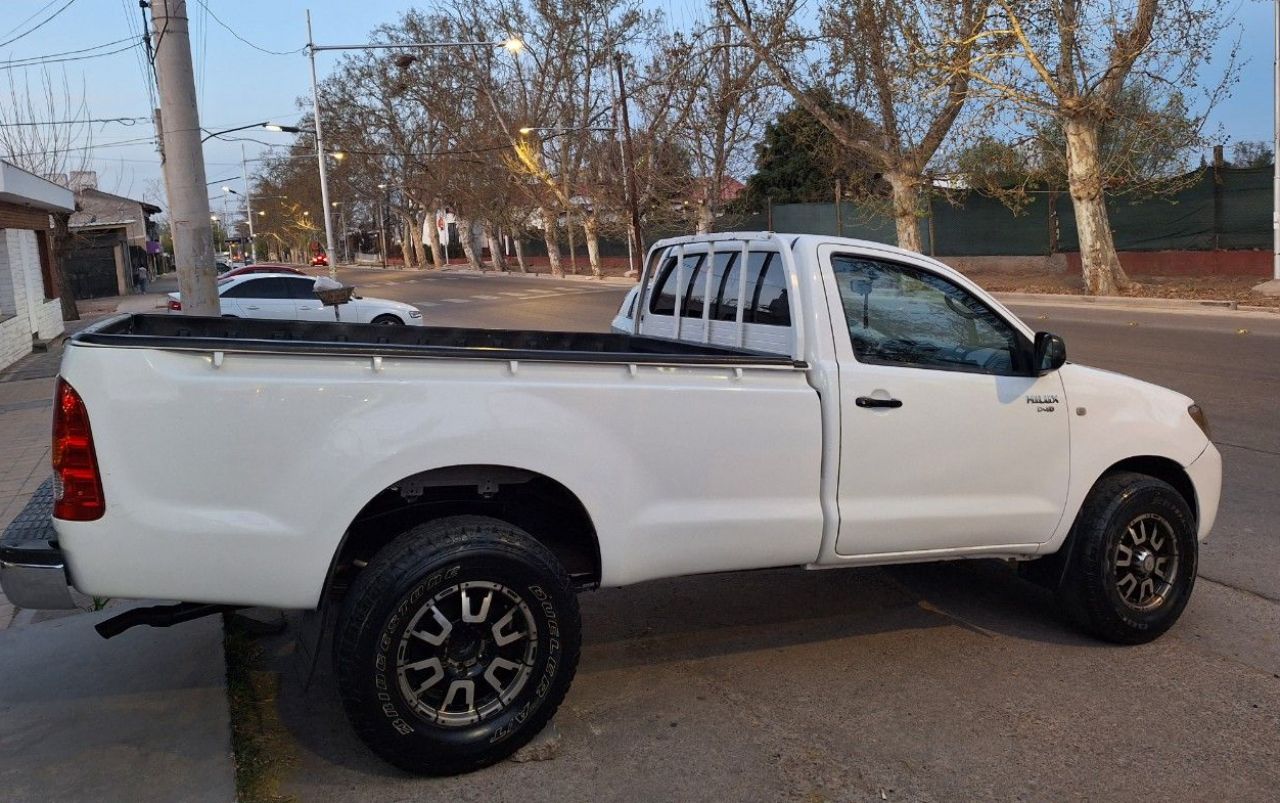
832,255,1025,375
282,277,318,299
223,277,291,299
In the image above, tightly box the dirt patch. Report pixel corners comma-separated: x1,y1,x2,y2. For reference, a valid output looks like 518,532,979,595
961,266,1280,308
225,614,295,803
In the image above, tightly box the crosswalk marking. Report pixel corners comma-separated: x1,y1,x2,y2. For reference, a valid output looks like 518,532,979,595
472,294,501,300
412,301,439,307
442,298,471,304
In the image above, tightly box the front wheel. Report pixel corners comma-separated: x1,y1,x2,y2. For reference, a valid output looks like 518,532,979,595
334,516,581,775
1057,472,1198,644
370,314,404,325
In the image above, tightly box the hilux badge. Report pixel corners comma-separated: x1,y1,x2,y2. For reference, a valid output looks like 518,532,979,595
1026,395,1060,405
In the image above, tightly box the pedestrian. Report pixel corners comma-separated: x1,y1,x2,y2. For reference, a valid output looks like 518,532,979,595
135,264,149,294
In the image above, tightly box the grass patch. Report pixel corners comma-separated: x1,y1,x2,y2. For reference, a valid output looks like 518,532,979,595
225,614,295,803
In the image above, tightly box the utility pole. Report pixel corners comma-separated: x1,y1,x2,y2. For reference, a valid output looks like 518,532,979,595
614,52,644,278
151,0,219,315
306,10,338,279
241,144,255,261
1273,0,1279,280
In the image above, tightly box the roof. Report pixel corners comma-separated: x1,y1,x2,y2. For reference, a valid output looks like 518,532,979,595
0,159,75,213
70,187,162,230
79,187,162,214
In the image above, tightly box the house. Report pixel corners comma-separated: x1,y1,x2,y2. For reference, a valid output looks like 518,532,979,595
66,173,162,298
0,160,73,372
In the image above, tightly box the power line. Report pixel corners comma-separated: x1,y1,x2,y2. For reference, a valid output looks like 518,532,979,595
0,0,63,41
0,0,82,50
191,0,305,56
0,42,140,72
0,36,135,65
120,0,158,113
0,116,149,128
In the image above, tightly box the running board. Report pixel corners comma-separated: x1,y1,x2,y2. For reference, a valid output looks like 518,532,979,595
95,602,242,639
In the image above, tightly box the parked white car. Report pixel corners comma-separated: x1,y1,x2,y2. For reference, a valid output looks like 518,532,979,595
166,272,424,325
610,284,641,333
6,232,1220,776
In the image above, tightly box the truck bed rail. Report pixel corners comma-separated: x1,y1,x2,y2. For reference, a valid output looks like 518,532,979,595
74,314,805,368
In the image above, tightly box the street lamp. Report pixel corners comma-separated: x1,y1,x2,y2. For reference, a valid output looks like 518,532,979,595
306,8,522,278
201,121,301,143
518,126,615,135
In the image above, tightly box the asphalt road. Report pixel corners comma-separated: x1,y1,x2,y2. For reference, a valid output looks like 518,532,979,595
267,267,1280,801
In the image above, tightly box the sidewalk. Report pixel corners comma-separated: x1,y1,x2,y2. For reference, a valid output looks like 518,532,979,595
0,605,235,803
0,342,236,801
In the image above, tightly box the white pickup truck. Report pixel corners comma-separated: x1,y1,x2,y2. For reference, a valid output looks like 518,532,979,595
1,232,1220,775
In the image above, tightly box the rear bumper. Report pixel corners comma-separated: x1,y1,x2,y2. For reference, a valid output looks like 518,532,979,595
0,479,76,610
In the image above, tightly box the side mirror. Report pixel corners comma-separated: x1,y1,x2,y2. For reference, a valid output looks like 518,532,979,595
1033,331,1066,375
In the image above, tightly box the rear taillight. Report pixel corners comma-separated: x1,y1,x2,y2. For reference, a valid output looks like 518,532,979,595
52,378,104,521
167,298,182,311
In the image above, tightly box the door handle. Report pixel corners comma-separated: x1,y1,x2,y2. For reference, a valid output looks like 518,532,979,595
244,305,261,310
855,396,903,409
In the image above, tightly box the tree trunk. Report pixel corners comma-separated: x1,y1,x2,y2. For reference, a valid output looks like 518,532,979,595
583,212,602,278
540,206,563,277
425,208,446,268
695,200,714,235
513,235,528,273
455,213,482,271
50,213,79,322
409,213,429,269
399,213,418,269
1064,118,1130,295
884,171,923,252
566,212,577,275
485,223,507,272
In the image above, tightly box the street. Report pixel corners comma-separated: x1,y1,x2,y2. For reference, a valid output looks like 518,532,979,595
244,268,1280,801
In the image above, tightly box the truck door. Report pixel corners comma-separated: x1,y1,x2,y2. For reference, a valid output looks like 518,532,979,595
824,248,1070,557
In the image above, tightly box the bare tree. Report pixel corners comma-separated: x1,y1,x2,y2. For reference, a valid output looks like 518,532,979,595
666,21,777,234
963,0,1237,294
725,0,989,251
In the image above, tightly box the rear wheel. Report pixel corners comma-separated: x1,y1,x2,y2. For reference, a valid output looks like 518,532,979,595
371,314,404,325
334,516,580,775
1057,472,1197,644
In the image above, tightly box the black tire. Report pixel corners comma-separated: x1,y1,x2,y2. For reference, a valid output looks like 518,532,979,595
371,314,404,325
334,515,580,775
1057,472,1197,644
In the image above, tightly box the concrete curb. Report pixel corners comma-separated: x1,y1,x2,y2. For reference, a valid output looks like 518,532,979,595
115,294,169,314
432,266,636,285
993,292,1265,312
339,263,637,285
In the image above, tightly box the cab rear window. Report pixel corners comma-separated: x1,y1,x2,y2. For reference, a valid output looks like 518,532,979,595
649,249,789,327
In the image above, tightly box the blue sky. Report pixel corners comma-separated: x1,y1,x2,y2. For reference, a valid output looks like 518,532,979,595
0,0,1273,210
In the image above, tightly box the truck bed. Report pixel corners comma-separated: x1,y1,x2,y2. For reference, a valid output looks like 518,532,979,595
75,314,800,366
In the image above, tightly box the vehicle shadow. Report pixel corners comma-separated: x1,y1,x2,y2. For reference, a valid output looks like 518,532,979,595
264,559,1092,779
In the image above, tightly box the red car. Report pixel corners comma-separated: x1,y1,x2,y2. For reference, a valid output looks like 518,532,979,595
311,254,329,268
218,263,308,280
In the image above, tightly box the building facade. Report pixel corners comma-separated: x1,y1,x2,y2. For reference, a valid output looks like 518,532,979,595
0,161,73,372
67,177,162,298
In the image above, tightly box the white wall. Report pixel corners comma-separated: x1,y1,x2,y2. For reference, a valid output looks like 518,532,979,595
0,228,64,372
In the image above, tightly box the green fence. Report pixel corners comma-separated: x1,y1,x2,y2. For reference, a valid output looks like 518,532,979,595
729,166,1270,256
